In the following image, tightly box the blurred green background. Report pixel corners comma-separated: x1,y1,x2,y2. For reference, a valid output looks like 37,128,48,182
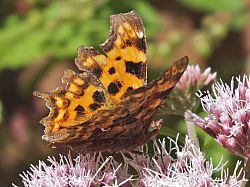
0,0,249,186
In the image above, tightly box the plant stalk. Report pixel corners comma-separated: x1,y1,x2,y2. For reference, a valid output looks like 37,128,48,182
184,111,200,148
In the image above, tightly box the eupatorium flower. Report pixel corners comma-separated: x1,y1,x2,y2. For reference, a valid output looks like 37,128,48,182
176,64,217,90
15,136,246,187
191,75,250,158
141,136,246,187
15,153,132,187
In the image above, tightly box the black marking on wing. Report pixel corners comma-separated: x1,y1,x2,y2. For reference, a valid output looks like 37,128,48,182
89,103,101,111
92,91,106,103
74,105,85,115
115,56,121,61
108,67,116,75
108,81,122,95
125,61,143,79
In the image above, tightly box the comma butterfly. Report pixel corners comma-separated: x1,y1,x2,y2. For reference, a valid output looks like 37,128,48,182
34,11,188,153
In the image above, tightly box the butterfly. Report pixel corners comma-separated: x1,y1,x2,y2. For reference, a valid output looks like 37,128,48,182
34,10,188,153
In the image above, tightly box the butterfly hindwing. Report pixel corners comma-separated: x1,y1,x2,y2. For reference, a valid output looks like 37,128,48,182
34,69,112,132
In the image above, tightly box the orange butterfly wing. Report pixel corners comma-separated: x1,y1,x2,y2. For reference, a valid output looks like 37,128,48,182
34,11,188,153
76,11,147,103
34,11,147,133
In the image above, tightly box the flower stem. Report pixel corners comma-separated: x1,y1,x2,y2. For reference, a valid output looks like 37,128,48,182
184,111,200,148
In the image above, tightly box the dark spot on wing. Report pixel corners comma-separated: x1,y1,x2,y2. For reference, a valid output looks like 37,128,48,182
108,81,122,95
125,61,143,79
115,56,121,61
74,105,85,115
92,91,106,103
89,103,101,111
108,67,116,75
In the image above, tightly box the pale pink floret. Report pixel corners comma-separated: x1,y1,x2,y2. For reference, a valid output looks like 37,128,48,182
176,65,217,90
191,75,250,158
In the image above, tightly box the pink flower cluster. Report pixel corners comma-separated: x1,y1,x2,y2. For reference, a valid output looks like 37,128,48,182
191,75,250,158
16,153,132,187
176,65,217,90
140,136,245,187
16,136,246,187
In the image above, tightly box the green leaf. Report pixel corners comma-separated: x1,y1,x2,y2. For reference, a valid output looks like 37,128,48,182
0,0,161,70
231,12,247,31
